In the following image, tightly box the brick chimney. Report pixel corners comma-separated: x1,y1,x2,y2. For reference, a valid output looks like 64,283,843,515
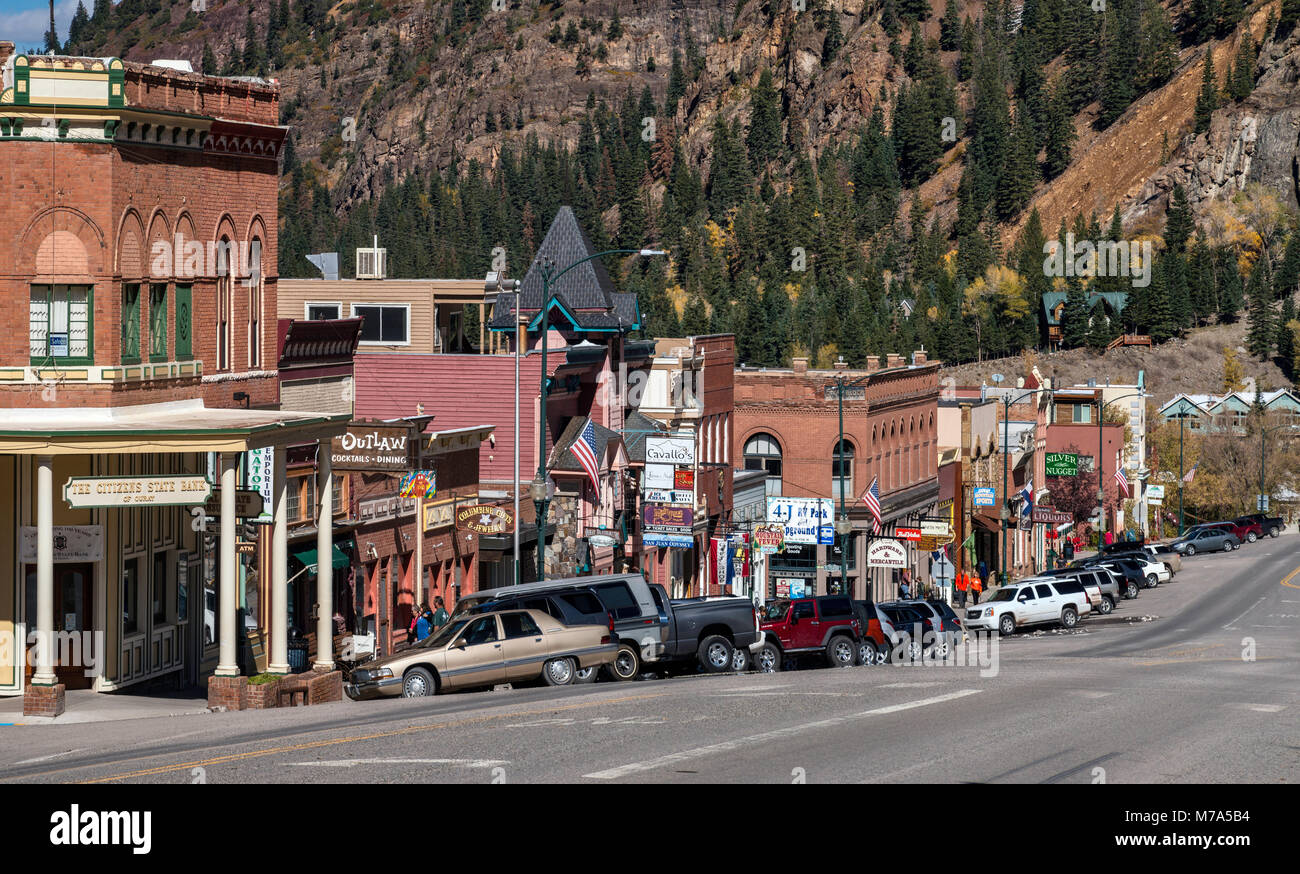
866,356,881,373
833,357,848,370
0,42,14,71
912,348,928,366
886,353,903,369
792,357,808,374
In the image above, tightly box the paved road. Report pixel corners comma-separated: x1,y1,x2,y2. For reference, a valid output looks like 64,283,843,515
2,539,1297,784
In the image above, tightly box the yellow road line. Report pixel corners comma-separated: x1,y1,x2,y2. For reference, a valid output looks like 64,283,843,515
1282,564,1300,590
20,692,665,784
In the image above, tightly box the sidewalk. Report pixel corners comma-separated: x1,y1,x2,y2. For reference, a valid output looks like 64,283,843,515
0,687,212,725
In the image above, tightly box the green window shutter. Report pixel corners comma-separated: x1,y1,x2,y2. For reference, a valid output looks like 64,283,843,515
121,284,140,364
149,283,168,361
175,285,192,360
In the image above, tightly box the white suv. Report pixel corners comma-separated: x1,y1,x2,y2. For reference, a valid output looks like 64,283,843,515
964,578,1092,636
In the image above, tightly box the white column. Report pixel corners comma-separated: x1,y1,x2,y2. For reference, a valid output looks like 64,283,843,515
268,445,289,674
32,455,57,685
313,441,334,671
215,452,240,676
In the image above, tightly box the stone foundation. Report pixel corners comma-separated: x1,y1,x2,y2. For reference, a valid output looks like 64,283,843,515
207,675,248,711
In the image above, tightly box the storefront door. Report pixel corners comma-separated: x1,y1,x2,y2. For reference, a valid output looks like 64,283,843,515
23,562,96,690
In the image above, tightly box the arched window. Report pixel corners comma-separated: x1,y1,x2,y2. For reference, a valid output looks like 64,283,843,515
744,433,783,497
832,440,855,503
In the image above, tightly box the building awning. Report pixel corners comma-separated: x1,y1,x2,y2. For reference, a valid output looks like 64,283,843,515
0,399,349,454
291,543,350,570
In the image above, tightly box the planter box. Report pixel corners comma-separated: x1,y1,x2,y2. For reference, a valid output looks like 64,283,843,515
245,677,283,709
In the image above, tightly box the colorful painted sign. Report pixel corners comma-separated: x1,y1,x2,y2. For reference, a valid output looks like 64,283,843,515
895,527,922,541
974,487,996,507
674,468,695,490
398,470,437,499
767,497,834,544
643,503,693,530
455,504,513,534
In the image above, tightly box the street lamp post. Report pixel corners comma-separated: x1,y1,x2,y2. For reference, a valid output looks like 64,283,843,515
833,373,870,597
1096,391,1145,545
531,248,665,581
1178,412,1185,537
991,377,1039,587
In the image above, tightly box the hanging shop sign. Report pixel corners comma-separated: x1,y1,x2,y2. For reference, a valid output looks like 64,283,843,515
64,475,211,509
895,527,922,541
643,463,675,490
588,532,619,548
20,525,104,563
645,436,695,466
455,504,513,535
643,532,693,548
767,497,834,544
973,487,996,507
920,518,951,537
644,488,693,506
643,503,693,530
330,424,411,472
674,468,695,490
753,524,785,554
1045,452,1079,477
1146,485,1165,501
202,489,265,519
866,537,908,569
399,470,437,499
1030,508,1073,525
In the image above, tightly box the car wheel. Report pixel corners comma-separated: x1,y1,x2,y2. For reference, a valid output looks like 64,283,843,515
1125,581,1139,599
1269,526,1280,538
1099,596,1114,615
1145,573,1158,588
826,635,856,668
856,640,875,666
998,614,1016,636
1247,531,1257,543
543,656,576,686
1223,541,1234,552
731,646,750,673
698,635,734,673
906,639,923,660
605,643,641,681
1185,545,1196,556
572,665,599,684
755,642,781,673
1061,606,1079,629
402,667,437,698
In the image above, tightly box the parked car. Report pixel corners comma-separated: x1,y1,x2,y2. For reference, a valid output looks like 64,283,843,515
345,609,618,699
1229,517,1265,543
457,585,614,683
1237,512,1286,538
755,596,860,672
656,588,764,673
851,600,892,665
1042,566,1121,613
1102,540,1182,575
964,577,1092,636
1170,527,1240,555
454,573,666,681
1070,557,1143,598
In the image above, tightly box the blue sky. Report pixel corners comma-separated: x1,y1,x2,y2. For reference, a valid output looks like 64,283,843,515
1,0,86,50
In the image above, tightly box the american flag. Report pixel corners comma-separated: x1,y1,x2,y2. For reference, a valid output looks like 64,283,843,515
1182,462,1198,483
1113,467,1130,497
862,477,882,533
570,419,601,492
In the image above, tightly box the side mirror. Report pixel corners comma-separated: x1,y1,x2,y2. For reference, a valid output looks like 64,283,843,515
453,638,468,649
790,614,799,625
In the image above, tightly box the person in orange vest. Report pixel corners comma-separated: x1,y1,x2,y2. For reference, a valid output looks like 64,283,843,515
969,572,983,605
955,569,969,608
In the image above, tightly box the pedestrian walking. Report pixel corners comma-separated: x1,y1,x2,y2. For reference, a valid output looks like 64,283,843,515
969,574,983,605
414,603,434,642
978,560,989,591
430,596,450,630
899,573,911,600
955,570,968,608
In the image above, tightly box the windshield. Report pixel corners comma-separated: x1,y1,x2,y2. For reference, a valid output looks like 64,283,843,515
419,618,471,649
989,588,1017,602
761,600,790,622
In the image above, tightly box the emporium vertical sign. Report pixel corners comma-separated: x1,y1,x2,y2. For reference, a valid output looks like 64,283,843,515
246,447,273,522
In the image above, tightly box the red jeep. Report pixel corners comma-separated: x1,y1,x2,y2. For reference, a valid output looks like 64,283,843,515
755,596,861,672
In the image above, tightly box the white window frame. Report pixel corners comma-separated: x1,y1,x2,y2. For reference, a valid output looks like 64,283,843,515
350,302,411,346
304,301,342,320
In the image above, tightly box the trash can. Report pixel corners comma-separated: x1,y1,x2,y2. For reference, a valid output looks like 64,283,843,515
287,635,309,672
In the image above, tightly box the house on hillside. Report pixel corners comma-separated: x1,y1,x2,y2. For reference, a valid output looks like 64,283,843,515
1042,291,1129,349
1157,390,1300,433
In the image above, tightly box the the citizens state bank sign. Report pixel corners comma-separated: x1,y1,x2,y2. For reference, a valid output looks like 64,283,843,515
330,424,411,472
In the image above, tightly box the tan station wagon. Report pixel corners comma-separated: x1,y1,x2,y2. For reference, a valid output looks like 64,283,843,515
344,609,618,699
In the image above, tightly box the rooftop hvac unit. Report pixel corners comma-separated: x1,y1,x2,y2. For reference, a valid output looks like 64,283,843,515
355,246,387,279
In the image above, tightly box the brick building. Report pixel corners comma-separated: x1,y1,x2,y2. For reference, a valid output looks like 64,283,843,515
0,48,347,715
734,352,941,601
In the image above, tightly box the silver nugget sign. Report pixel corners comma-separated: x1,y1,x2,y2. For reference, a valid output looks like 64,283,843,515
330,425,411,472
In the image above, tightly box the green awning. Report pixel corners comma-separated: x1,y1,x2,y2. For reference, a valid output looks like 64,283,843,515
291,544,350,570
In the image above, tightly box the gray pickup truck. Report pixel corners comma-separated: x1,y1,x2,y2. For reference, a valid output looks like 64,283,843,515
650,584,765,673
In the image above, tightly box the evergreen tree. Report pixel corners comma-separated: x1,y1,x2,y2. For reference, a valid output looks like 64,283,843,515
666,49,686,117
1219,255,1244,322
1195,52,1219,134
822,6,845,64
1229,33,1256,100
1099,0,1141,127
957,16,976,82
243,13,264,73
1138,0,1178,92
1282,0,1300,36
1164,184,1194,253
69,2,89,46
941,0,961,51
201,41,217,76
1275,232,1300,301
1042,78,1074,180
746,68,782,171
1278,295,1297,374
607,8,623,41
893,80,942,187
1061,279,1091,348
1247,259,1275,358
996,102,1038,220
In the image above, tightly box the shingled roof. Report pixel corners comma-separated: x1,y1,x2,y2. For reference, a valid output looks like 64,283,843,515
489,206,640,332
548,416,622,472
